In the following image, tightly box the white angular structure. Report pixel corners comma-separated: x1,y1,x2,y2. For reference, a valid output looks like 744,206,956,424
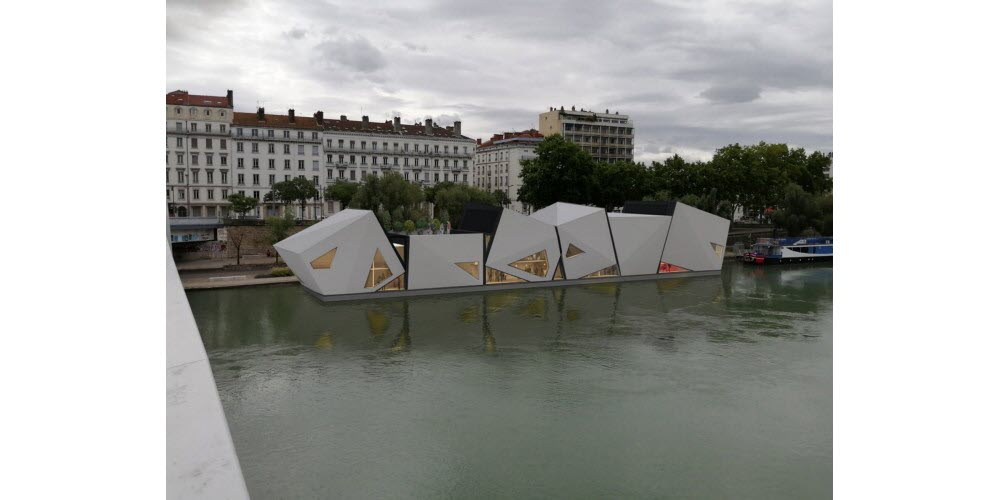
607,213,672,276
276,200,730,300
660,202,729,272
531,202,618,280
274,209,404,295
485,209,561,282
406,233,484,290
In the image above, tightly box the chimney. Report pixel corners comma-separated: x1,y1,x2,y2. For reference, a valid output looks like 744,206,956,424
560,105,564,111
393,116,401,132
257,107,265,121
226,90,233,107
314,111,324,125
424,118,433,135
340,115,347,121
476,138,482,145
453,120,462,137
605,109,609,114
362,115,369,123
288,109,295,122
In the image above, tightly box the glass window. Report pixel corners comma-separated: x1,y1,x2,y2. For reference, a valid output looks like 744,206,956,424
486,268,526,284
455,261,479,278
366,248,397,289
566,243,585,258
310,247,337,269
658,262,690,273
582,265,619,278
508,250,548,277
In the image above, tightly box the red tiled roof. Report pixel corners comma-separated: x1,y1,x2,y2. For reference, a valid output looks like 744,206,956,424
232,111,324,130
322,118,473,140
166,90,231,108
477,129,544,149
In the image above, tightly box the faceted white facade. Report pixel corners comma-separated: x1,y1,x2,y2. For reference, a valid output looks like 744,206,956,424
660,202,729,272
485,209,561,281
274,209,403,295
531,203,617,280
406,234,484,290
607,213,672,276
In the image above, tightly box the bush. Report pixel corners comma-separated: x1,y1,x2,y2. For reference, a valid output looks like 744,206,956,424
431,218,441,232
392,220,404,232
403,220,416,233
270,267,294,277
416,217,428,229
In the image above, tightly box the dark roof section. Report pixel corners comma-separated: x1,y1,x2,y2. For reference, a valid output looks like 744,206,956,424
458,202,503,234
477,129,544,149
166,90,232,108
322,117,474,140
232,111,324,130
622,200,677,216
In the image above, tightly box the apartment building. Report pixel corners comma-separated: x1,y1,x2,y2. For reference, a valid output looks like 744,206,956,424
166,89,475,219
538,106,634,162
165,90,234,218
232,108,325,219
473,129,544,213
321,115,475,188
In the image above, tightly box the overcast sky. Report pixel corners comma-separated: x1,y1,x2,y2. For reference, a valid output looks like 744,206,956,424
167,0,831,163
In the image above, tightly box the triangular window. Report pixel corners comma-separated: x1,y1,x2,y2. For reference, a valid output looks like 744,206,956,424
455,261,480,278
583,265,619,279
486,267,527,284
508,249,548,277
566,243,585,258
310,247,337,269
710,243,725,259
658,262,690,273
553,259,565,280
365,248,394,288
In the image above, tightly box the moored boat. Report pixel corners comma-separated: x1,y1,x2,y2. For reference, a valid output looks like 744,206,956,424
743,237,833,265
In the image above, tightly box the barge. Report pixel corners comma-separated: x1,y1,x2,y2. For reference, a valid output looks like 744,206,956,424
743,237,833,265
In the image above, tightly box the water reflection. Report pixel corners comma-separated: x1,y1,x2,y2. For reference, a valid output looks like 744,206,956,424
188,263,832,354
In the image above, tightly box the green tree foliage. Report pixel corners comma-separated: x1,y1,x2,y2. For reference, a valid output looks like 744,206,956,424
770,184,833,236
403,220,416,234
324,181,359,210
264,211,295,263
430,218,441,232
271,177,319,218
517,135,597,207
492,189,511,207
592,161,653,211
433,184,497,227
350,172,424,220
226,193,258,218
376,209,391,232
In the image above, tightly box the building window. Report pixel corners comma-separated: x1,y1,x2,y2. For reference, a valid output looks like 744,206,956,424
237,128,243,136
284,144,290,154
221,171,228,184
253,191,260,200
252,143,259,153
176,137,182,147
297,131,304,139
252,129,258,137
237,174,245,185
349,140,355,149
193,189,200,200
338,170,345,179
206,138,213,149
312,132,318,140
267,129,274,138
207,189,214,200
283,130,290,139
269,174,275,186
313,176,319,186
327,168,333,179
312,160,319,171
222,189,229,198
237,142,244,152
298,145,305,155
350,170,355,180
284,159,291,170
252,174,259,185
206,154,214,166
191,123,197,132
221,155,228,166
207,170,214,184
252,158,259,169
338,139,344,148
178,190,185,200
176,153,184,165
361,141,367,150
268,159,275,169
191,170,200,183
312,145,319,156
221,125,226,133
361,156,367,165
268,143,275,154
298,160,305,170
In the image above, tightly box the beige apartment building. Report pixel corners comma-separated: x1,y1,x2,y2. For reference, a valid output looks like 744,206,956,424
166,90,234,218
538,106,634,162
474,130,544,213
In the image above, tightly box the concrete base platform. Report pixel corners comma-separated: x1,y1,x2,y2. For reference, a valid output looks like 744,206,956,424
305,270,721,303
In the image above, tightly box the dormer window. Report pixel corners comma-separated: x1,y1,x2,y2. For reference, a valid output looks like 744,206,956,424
174,107,181,114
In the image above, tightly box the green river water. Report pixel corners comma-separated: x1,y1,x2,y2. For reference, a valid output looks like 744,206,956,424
188,263,832,499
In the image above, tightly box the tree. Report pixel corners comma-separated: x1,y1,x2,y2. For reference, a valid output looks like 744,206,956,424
492,189,511,207
324,181,359,211
226,226,254,265
433,184,497,226
771,184,829,236
272,177,319,219
264,211,295,264
350,172,424,219
592,161,654,211
227,193,258,219
517,135,597,208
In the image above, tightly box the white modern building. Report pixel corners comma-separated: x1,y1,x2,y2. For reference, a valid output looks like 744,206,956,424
275,200,730,300
473,129,543,213
166,90,234,218
538,106,634,162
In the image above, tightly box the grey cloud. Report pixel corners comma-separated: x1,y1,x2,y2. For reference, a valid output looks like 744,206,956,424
402,42,427,52
315,35,386,74
699,83,763,104
284,28,308,40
